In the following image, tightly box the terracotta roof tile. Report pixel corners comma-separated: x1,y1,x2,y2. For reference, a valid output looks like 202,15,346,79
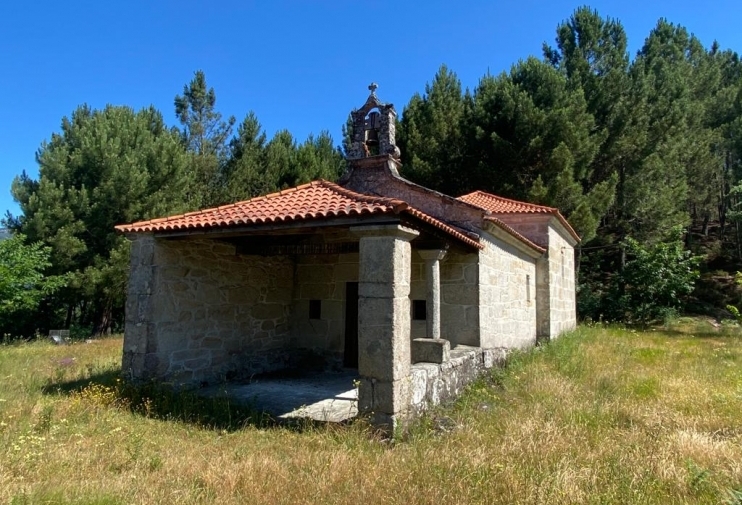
458,190,580,242
458,190,556,214
116,180,482,249
403,207,482,249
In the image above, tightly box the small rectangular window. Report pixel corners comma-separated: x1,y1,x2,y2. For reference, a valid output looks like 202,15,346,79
412,300,427,320
309,299,321,319
526,274,531,303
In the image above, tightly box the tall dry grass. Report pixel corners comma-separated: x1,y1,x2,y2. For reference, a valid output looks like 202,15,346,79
1,323,741,504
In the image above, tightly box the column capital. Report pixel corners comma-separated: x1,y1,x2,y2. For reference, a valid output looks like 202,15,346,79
350,224,419,241
417,248,447,262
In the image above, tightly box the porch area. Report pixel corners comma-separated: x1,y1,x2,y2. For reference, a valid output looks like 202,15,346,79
123,220,487,429
201,369,359,423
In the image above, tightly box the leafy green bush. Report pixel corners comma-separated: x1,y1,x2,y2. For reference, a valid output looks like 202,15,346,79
579,228,700,323
0,234,66,337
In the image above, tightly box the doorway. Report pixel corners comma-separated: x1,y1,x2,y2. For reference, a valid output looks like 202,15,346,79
344,282,359,368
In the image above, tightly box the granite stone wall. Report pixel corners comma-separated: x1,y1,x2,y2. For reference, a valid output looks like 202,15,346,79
291,251,359,359
440,251,480,347
482,214,578,341
493,213,550,249
123,236,296,385
409,346,509,416
478,232,538,349
548,226,577,338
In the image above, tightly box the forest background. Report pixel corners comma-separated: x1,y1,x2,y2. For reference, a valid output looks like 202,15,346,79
2,7,742,337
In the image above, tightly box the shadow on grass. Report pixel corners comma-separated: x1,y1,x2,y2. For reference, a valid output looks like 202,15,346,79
41,369,345,433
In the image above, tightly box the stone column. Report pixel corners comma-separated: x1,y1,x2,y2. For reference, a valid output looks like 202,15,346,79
417,249,447,340
412,249,450,365
122,234,158,380
351,224,418,430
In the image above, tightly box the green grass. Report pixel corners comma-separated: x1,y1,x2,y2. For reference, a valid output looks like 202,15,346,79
1,323,742,504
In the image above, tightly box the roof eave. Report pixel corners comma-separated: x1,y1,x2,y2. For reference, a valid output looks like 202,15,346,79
119,214,405,239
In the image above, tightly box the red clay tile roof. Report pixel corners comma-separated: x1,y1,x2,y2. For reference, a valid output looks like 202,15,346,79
116,180,483,249
458,190,580,242
458,190,554,214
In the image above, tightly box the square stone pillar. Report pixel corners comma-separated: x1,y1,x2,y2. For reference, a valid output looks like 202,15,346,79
122,234,158,380
352,224,419,429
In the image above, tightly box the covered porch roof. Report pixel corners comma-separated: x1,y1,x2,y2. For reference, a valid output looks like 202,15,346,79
115,180,483,250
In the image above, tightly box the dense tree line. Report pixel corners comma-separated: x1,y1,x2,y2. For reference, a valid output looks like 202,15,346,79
4,71,344,336
396,8,742,321
3,8,742,336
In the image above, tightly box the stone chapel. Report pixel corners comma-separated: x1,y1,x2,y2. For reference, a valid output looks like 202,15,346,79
116,85,579,428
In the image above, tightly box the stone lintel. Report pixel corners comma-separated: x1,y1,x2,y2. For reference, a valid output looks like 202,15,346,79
351,224,419,241
417,248,447,262
412,338,451,364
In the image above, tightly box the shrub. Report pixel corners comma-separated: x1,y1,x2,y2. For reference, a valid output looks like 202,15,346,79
580,227,701,323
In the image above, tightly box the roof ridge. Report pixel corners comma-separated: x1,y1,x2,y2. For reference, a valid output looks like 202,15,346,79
459,190,557,213
320,180,409,212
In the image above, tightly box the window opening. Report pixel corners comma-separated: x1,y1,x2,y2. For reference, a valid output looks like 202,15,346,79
309,299,322,319
412,300,427,321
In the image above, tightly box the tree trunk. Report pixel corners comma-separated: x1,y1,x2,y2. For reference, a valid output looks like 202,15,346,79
94,299,113,336
65,303,73,329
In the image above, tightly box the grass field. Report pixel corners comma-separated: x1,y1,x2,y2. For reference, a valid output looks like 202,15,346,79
1,321,742,504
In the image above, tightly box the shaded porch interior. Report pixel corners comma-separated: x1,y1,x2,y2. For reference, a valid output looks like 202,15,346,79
148,222,480,421
200,370,359,423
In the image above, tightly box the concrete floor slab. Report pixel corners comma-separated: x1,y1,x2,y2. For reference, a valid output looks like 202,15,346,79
202,371,359,423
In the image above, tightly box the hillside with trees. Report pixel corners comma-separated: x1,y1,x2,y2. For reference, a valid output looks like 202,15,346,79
396,8,742,322
3,72,344,337
3,7,742,337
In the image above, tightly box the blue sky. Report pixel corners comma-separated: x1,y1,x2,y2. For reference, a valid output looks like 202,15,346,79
2,1,741,219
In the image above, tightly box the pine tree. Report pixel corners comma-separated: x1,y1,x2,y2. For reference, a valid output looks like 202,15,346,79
397,65,470,194
220,112,269,202
174,70,235,207
6,105,191,334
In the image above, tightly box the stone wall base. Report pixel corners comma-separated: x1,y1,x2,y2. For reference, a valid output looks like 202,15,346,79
409,346,509,416
125,347,344,388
